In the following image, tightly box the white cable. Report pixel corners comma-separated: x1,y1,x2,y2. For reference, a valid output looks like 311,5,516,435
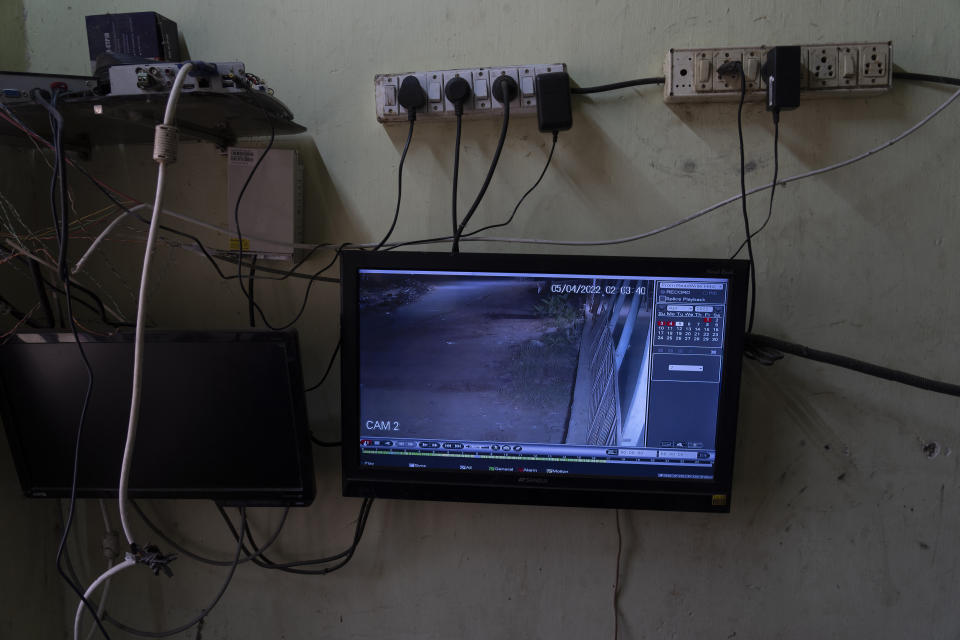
73,557,135,640
72,203,334,276
458,85,960,248
6,239,128,323
72,210,132,274
98,497,112,532
81,500,116,640
83,559,113,640
77,62,194,640
118,61,193,547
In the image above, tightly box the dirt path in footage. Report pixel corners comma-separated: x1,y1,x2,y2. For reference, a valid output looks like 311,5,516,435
360,280,577,445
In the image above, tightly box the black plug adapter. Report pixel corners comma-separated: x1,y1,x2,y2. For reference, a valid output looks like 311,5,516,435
444,76,472,115
398,76,427,120
534,72,572,133
762,46,801,114
492,75,519,104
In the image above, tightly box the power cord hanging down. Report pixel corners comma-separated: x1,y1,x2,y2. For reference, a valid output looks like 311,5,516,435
32,86,113,640
384,130,559,253
376,75,426,252
452,74,519,253
731,114,779,260
444,75,472,242
718,59,758,334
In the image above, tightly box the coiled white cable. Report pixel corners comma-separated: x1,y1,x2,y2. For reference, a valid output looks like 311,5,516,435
73,556,136,640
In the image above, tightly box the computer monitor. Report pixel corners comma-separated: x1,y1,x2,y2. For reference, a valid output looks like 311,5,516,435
340,251,749,512
0,330,315,506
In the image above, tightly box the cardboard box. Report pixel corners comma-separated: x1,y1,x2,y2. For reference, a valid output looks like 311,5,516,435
85,12,181,72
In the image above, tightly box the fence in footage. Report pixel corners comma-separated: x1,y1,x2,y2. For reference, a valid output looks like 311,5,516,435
566,281,644,446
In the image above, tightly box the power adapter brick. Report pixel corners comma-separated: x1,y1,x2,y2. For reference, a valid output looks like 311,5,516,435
534,72,573,133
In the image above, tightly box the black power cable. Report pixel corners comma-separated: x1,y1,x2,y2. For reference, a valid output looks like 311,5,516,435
376,75,426,253
305,339,340,393
232,113,276,322
451,114,463,239
31,88,114,640
570,76,664,94
374,118,415,251
215,499,373,575
305,338,343,446
893,71,960,87
464,131,559,238
452,75,518,252
28,259,55,327
0,292,43,329
104,508,248,638
383,133,559,253
731,112,780,260
222,110,346,330
746,333,960,398
247,255,257,328
33,267,135,328
56,298,104,638
719,61,758,334
444,76,472,243
131,501,289,567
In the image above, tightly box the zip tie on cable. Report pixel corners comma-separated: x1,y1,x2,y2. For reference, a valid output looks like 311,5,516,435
129,543,177,577
153,124,179,164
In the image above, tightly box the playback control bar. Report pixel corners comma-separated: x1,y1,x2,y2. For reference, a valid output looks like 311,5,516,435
359,438,715,464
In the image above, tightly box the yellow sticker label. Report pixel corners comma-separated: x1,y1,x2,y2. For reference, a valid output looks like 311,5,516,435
229,238,250,251
711,494,728,506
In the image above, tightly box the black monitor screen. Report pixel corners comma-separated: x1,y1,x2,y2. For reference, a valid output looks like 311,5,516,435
341,251,748,512
0,330,315,506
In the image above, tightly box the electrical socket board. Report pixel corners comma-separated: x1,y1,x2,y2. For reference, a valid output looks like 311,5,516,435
374,63,566,123
664,42,891,103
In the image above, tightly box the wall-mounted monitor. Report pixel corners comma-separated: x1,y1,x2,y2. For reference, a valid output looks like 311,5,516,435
341,251,748,512
0,330,315,506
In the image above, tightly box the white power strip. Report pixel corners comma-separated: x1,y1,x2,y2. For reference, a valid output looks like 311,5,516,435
374,63,566,123
663,42,891,103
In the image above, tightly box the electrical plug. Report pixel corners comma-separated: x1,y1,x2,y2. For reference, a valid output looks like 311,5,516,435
444,76,472,115
492,75,519,104
398,76,427,120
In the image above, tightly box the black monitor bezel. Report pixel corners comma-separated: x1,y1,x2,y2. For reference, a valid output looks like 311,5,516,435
0,329,316,506
340,250,749,512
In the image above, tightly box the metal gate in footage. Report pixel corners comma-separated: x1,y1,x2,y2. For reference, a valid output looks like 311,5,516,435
569,281,646,447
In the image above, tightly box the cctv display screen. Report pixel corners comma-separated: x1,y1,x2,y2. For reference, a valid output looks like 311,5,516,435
0,330,315,506
341,252,748,511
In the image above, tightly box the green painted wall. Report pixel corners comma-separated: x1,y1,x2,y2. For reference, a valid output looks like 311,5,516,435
3,1,959,638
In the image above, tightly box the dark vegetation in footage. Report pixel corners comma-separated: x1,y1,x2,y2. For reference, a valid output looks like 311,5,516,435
358,275,431,311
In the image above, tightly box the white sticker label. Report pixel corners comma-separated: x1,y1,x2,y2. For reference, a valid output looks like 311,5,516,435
229,149,257,165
